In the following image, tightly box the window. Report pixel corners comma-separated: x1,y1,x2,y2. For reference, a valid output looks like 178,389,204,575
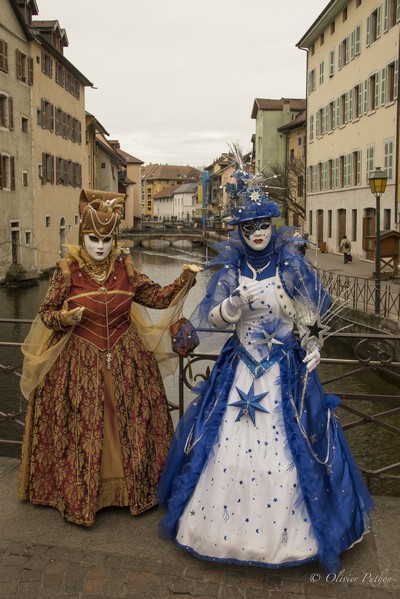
41,153,54,184
339,155,345,187
74,215,79,226
308,69,316,94
338,37,349,68
343,7,348,21
384,139,394,179
356,0,362,7
0,39,8,73
385,60,399,103
331,21,335,35
16,49,27,82
367,7,382,45
340,94,347,125
366,145,375,181
25,231,32,245
328,159,333,189
45,216,51,228
369,73,379,111
39,99,54,131
0,154,15,189
22,171,28,186
384,0,400,31
297,175,304,198
320,33,325,46
309,211,313,235
319,61,324,85
41,51,53,78
21,116,28,133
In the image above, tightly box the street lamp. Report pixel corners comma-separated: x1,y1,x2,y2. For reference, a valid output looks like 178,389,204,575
368,166,388,316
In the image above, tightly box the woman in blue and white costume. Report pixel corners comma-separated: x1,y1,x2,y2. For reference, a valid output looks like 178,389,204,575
158,168,373,573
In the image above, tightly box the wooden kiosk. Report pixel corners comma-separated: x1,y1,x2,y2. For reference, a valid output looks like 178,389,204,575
366,230,400,279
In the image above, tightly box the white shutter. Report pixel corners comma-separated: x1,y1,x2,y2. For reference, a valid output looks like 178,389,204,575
384,0,389,31
381,68,386,105
377,5,382,38
366,16,371,46
375,71,380,109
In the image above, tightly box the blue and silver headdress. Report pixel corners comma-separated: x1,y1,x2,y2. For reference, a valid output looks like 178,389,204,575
223,144,281,224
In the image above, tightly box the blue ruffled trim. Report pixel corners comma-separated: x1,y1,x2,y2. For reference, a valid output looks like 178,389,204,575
175,539,319,569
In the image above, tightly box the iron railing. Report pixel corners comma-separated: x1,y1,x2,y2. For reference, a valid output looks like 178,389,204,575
1,320,399,494
316,268,400,320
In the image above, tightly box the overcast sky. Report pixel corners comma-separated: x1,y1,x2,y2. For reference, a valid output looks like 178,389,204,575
35,0,324,167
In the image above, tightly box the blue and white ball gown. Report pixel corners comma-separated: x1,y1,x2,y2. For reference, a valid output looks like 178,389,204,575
158,246,373,573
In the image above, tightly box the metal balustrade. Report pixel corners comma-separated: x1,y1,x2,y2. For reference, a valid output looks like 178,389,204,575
1,320,399,494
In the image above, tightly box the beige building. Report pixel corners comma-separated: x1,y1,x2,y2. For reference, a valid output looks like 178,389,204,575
30,14,92,270
110,142,143,229
297,0,399,257
0,0,35,279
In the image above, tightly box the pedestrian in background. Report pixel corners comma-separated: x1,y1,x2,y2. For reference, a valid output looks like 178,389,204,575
340,235,352,263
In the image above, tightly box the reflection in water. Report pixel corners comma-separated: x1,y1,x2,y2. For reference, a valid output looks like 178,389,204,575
0,244,399,495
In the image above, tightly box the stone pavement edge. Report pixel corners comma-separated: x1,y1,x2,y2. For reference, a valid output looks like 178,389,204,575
0,457,399,599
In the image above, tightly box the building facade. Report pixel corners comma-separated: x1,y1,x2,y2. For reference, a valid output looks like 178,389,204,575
0,0,35,278
141,164,201,219
298,0,399,257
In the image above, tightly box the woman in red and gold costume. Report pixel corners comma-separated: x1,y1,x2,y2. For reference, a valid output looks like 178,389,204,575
18,189,200,526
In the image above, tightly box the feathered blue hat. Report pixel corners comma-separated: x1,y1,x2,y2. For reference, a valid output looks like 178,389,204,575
224,169,281,224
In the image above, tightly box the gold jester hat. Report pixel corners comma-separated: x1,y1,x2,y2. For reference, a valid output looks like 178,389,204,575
79,189,126,245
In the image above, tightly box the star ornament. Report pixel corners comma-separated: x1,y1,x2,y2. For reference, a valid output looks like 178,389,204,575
302,315,331,348
229,382,269,426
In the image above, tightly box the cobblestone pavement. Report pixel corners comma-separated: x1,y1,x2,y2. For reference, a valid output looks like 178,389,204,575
1,458,399,599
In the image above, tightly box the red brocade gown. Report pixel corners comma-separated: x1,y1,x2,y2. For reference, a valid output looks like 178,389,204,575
18,257,185,526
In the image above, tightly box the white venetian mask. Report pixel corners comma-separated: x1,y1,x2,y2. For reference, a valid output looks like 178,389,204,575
240,219,272,251
83,234,113,261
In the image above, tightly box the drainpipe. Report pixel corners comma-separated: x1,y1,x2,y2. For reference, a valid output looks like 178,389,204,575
298,46,308,233
395,28,400,230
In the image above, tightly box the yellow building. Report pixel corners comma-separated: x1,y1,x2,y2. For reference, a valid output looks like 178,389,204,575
141,164,201,219
298,0,399,257
30,14,92,270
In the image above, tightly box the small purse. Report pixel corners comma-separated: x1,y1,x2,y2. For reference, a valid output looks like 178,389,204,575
169,317,199,357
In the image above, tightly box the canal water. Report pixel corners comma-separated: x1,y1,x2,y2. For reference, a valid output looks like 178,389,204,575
0,241,399,496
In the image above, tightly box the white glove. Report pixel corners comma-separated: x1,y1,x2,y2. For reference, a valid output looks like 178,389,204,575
226,281,262,315
303,347,321,372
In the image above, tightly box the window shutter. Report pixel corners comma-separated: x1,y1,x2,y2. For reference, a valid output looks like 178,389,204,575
50,58,53,79
375,71,380,109
357,151,361,186
41,99,46,129
50,103,54,132
384,0,389,31
42,152,46,182
364,79,368,113
64,159,68,186
348,91,353,120
10,157,15,190
350,30,355,60
316,111,320,136
0,156,3,188
8,97,14,130
377,5,382,37
0,40,9,72
41,51,45,73
394,59,398,99
397,0,400,23
355,25,361,55
366,16,370,46
338,43,342,69
28,57,33,85
50,155,54,184
15,49,21,79
381,68,386,105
